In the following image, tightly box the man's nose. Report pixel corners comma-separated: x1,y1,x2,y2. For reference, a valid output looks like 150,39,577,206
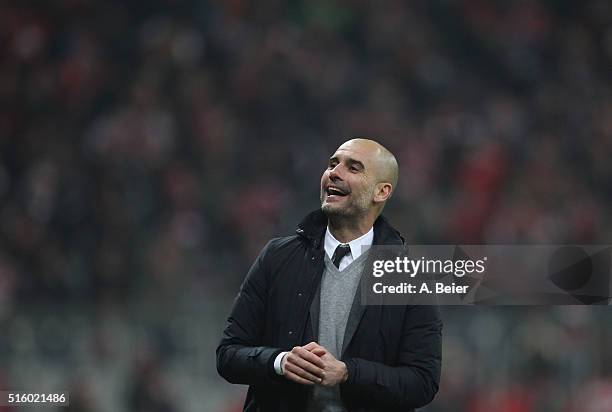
328,165,343,181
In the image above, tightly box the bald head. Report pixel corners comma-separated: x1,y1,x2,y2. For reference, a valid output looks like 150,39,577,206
321,137,399,231
337,138,399,192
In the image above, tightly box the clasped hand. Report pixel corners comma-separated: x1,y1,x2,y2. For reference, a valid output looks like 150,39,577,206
281,342,348,386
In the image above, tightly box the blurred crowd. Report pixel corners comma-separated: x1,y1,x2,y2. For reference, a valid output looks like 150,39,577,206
1,0,612,411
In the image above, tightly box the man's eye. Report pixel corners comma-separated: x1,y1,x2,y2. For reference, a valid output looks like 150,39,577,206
350,166,359,172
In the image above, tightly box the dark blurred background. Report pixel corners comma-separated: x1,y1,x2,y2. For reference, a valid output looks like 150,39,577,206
1,0,612,411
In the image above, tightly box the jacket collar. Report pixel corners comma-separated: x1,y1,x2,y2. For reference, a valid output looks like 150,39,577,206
296,209,404,249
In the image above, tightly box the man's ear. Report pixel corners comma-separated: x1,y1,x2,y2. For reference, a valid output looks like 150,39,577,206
373,182,393,204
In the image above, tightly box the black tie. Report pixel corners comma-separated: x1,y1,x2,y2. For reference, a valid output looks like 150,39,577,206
332,244,351,269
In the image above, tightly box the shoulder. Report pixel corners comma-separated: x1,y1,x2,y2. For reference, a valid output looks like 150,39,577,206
259,235,306,263
267,235,301,249
264,235,301,251
256,235,311,287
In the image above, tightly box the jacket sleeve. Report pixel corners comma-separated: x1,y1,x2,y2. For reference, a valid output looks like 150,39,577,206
341,305,442,410
216,240,284,385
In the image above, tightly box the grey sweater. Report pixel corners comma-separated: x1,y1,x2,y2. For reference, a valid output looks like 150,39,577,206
308,252,369,412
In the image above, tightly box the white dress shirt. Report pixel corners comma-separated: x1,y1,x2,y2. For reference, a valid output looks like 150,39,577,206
274,226,374,375
323,226,374,271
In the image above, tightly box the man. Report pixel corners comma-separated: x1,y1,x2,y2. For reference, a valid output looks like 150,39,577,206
217,139,442,411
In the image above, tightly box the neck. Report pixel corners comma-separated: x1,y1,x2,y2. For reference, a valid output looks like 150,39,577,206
327,214,376,243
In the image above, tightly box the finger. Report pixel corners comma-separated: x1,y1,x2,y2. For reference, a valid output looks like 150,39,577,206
302,342,321,351
311,347,327,357
318,377,333,388
292,347,326,369
285,361,323,383
284,369,315,385
288,352,325,378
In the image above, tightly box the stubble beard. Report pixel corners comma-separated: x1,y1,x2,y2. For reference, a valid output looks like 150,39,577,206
320,191,370,221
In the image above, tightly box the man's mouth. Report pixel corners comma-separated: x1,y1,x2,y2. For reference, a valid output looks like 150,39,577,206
325,186,349,200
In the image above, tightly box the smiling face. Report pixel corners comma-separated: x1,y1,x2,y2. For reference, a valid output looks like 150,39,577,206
320,139,397,220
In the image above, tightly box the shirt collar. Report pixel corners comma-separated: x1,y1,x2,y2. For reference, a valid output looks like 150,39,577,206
324,226,374,261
